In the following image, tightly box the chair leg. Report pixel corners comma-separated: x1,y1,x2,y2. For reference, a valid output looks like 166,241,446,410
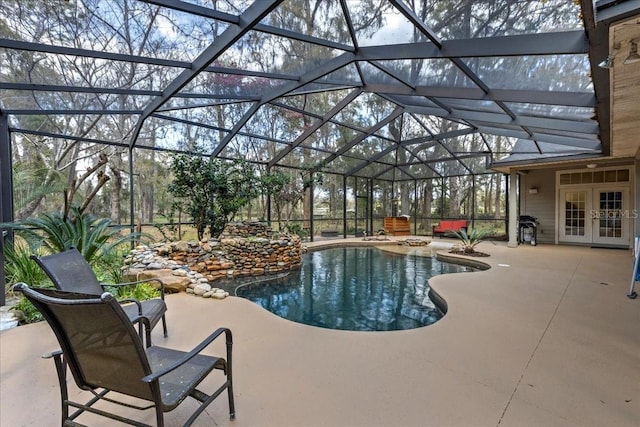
161,314,168,338
228,379,236,420
226,357,235,419
155,407,164,427
145,326,153,348
51,353,70,425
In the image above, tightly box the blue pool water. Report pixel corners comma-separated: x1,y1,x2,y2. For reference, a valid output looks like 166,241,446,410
235,247,475,331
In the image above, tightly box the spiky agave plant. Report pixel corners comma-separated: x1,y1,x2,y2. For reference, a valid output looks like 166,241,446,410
451,227,490,254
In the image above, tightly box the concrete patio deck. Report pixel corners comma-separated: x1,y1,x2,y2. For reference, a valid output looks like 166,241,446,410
2,239,640,426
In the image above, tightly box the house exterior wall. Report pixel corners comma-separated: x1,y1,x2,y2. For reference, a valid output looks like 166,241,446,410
519,162,636,247
636,159,640,239
519,169,557,244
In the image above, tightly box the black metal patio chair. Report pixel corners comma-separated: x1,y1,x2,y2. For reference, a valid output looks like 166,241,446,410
31,247,168,347
14,283,235,427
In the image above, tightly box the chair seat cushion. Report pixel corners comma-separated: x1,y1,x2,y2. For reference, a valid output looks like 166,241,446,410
122,299,167,329
146,346,225,409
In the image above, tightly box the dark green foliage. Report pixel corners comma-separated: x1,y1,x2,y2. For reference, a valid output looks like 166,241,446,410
4,244,50,288
168,155,260,240
103,283,160,301
260,170,291,198
92,249,159,300
4,242,52,325
93,248,127,284
2,210,151,324
284,222,305,237
2,206,144,265
11,294,45,324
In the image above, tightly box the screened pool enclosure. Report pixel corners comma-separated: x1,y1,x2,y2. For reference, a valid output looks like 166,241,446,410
0,1,621,243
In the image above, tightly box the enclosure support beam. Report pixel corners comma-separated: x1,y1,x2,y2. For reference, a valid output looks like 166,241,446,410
0,111,14,306
508,170,518,248
391,181,396,217
368,179,374,236
414,180,418,235
309,174,314,242
471,175,476,230
354,177,358,238
128,147,136,247
440,177,445,222
129,0,284,150
358,28,588,59
504,174,509,238
266,166,272,224
268,89,362,167
343,176,347,239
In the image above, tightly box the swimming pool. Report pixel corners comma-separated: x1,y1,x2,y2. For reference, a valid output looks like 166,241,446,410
235,246,475,331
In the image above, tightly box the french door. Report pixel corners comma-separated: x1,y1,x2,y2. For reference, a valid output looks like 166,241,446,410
559,187,629,246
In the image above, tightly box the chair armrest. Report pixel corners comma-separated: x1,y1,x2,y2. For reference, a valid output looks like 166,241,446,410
42,349,64,359
141,327,232,383
118,297,144,315
101,278,166,299
128,314,151,330
116,298,151,341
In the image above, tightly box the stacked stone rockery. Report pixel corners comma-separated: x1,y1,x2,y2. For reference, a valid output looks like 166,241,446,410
220,221,273,238
123,245,225,296
218,236,301,277
123,223,303,299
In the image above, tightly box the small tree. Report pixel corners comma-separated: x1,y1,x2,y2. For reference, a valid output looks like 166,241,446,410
168,155,259,240
260,170,291,224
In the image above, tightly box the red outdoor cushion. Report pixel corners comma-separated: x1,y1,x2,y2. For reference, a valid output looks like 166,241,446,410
433,220,468,232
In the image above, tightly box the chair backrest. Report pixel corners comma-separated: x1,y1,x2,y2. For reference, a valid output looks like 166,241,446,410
31,248,104,295
15,284,158,402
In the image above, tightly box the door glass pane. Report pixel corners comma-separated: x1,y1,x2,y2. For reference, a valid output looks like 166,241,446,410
598,191,623,238
564,191,586,236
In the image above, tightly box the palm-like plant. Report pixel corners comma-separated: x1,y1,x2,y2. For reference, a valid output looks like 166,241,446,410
12,161,65,219
451,227,490,254
3,210,153,324
2,207,145,265
3,243,52,324
4,242,49,288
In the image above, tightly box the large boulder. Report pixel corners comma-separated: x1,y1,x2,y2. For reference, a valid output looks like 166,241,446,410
124,269,191,293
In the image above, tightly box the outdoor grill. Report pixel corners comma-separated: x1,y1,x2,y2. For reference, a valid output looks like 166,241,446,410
518,215,539,246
